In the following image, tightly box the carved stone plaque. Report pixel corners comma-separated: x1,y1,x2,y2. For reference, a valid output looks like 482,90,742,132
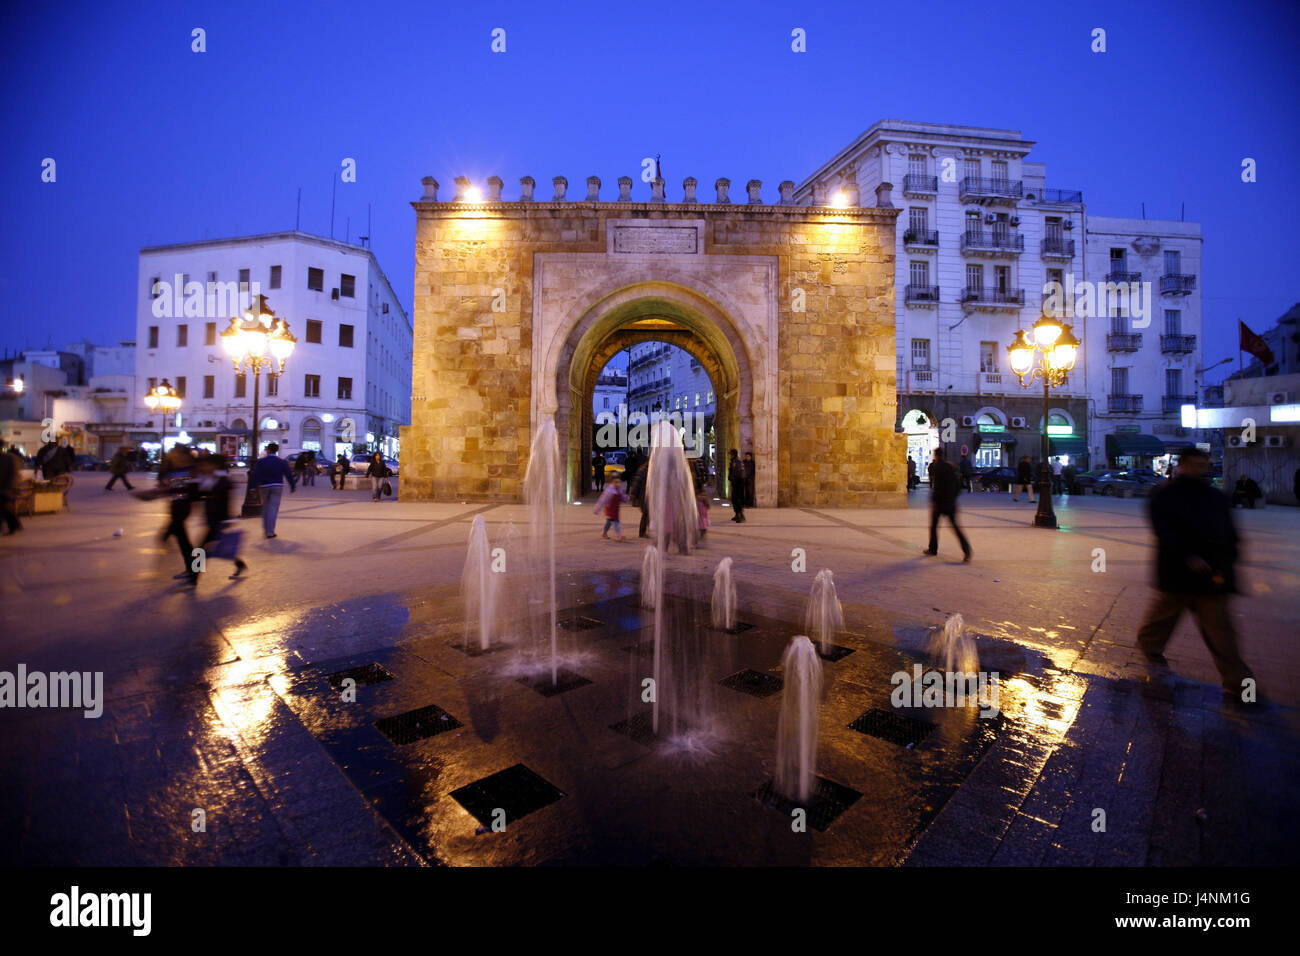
612,224,699,254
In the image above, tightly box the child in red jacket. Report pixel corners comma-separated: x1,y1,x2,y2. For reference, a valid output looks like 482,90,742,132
594,475,628,541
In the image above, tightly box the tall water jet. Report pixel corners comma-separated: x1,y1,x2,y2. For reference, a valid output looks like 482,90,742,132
646,419,697,733
462,515,496,650
523,418,563,685
640,545,661,610
804,568,844,653
775,635,823,802
929,612,978,674
711,557,736,630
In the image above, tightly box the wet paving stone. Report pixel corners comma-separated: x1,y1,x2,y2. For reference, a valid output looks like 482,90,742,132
753,776,864,832
374,704,463,745
707,621,757,634
848,708,938,747
719,667,784,698
450,763,566,828
609,711,662,746
517,668,594,697
326,662,395,690
447,640,511,657
814,642,855,662
558,615,604,631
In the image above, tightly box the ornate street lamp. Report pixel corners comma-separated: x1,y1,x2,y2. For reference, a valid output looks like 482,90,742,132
1008,311,1080,529
221,295,296,516
142,378,182,458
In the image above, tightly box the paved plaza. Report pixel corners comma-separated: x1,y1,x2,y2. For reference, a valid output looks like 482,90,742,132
1,476,1297,866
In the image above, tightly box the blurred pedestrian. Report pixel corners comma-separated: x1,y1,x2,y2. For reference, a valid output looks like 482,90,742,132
1051,456,1064,495
958,453,974,493
594,474,627,540
1137,447,1254,703
1013,455,1035,502
196,455,247,579
1062,462,1078,495
907,455,918,491
366,452,391,502
105,448,134,491
923,448,971,562
728,449,746,523
250,442,296,538
743,452,756,508
631,458,650,538
592,452,606,492
0,442,24,535
1231,476,1262,509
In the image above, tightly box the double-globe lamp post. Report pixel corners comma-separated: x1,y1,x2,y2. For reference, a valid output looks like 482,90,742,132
142,379,182,462
221,295,296,518
1008,311,1080,530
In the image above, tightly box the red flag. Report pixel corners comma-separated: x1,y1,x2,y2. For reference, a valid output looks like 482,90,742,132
1239,320,1275,365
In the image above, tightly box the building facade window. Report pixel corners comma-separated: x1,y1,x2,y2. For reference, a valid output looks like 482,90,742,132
963,158,980,180
1111,367,1129,394
338,377,352,400
1164,250,1181,274
1166,368,1182,396
306,320,322,344
235,373,246,398
339,324,354,348
908,207,928,233
1164,309,1182,334
980,341,998,373
175,376,186,398
908,153,926,177
176,325,187,347
203,375,214,399
148,326,159,348
238,268,250,291
265,374,278,397
909,260,929,286
911,339,930,370
269,265,281,289
205,322,216,346
304,375,321,398
340,274,356,298
307,267,324,292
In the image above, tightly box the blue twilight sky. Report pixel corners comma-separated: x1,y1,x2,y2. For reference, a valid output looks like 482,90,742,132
1,0,1297,383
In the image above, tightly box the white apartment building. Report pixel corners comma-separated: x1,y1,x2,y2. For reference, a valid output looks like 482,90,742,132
592,368,627,424
796,120,1091,477
795,121,1201,476
135,232,412,460
1082,217,1204,467
626,342,718,457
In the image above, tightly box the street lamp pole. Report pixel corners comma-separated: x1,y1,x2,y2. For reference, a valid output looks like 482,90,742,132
1009,311,1080,530
1036,375,1054,529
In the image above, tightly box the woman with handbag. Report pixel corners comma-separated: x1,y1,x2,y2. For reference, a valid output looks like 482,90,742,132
366,452,392,502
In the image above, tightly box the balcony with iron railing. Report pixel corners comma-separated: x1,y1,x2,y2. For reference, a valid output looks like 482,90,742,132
903,228,939,248
904,284,940,305
1161,333,1196,353
1163,394,1196,414
1108,394,1144,413
902,173,938,196
1039,188,1083,203
1107,332,1143,352
961,286,1024,309
958,177,1023,202
1160,273,1196,295
960,229,1024,254
1105,269,1142,284
1040,236,1075,258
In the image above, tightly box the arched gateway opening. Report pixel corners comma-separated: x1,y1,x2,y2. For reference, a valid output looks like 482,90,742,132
552,283,762,503
400,179,906,508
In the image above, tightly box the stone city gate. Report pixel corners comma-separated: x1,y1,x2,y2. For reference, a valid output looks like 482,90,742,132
400,173,907,508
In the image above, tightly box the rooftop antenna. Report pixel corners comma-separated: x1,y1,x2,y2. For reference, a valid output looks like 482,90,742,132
1180,202,1185,221
1141,202,1145,220
345,216,350,244
296,187,301,231
330,173,336,239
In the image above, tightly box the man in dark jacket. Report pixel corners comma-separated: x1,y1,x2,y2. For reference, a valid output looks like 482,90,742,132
250,442,296,538
105,448,134,491
592,452,606,493
958,453,973,492
743,452,756,508
923,448,971,561
631,459,650,537
0,442,24,534
1137,447,1254,700
1012,455,1035,502
334,453,351,491
196,455,247,579
727,449,745,523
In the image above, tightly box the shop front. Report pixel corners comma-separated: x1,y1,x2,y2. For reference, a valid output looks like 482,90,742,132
1105,431,1167,469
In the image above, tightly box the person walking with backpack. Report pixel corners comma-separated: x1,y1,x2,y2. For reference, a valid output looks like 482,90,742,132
923,448,971,562
250,442,296,537
365,452,391,502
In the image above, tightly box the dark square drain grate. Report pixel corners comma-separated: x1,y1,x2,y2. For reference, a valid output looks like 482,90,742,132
374,703,462,745
517,669,593,697
753,776,863,832
327,662,394,690
451,763,565,828
719,668,784,698
558,616,604,631
815,642,855,662
847,708,937,747
609,711,659,745
708,621,757,634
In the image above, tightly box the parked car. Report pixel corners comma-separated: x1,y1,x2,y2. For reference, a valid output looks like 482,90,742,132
350,454,399,476
71,454,109,471
974,466,1018,492
1076,469,1147,496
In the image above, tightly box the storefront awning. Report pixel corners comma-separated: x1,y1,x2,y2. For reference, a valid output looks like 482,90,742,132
1048,436,1089,458
1105,433,1166,458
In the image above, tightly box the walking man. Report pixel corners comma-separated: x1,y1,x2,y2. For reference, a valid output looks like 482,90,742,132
1137,447,1254,703
105,448,134,491
958,453,974,493
1012,455,1035,502
727,449,746,523
923,448,971,562
250,442,296,538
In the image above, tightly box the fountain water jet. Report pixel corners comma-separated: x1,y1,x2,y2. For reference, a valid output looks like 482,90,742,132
775,635,823,802
930,613,978,674
646,419,697,733
711,557,736,630
640,545,661,609
804,568,844,653
523,418,563,685
462,515,496,650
